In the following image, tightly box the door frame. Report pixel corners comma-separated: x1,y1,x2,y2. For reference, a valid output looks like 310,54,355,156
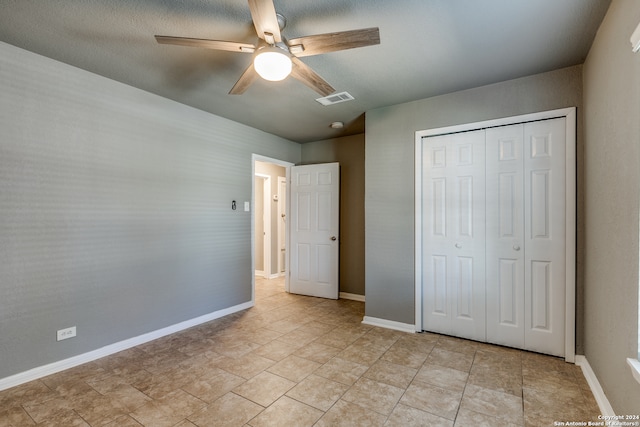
251,154,294,302
277,176,287,276
255,173,271,278
414,107,576,362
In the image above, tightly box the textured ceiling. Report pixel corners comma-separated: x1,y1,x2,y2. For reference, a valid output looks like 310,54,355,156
0,0,611,143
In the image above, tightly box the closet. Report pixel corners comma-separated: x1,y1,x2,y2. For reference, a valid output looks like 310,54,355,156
415,109,575,360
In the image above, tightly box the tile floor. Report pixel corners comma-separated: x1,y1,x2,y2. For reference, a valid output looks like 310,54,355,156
0,277,601,426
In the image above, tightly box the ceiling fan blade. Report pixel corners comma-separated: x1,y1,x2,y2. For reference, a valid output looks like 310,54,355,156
288,27,380,57
290,57,335,97
155,35,255,53
229,63,260,95
247,0,282,43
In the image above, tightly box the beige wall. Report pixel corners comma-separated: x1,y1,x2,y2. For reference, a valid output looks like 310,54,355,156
583,0,640,414
301,134,365,296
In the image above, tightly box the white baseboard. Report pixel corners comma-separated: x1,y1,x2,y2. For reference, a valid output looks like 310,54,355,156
575,355,615,416
339,292,365,302
0,301,254,392
362,316,415,333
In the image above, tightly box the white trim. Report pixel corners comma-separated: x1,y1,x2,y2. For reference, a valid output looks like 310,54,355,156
414,133,423,332
414,108,577,361
0,301,253,392
362,316,415,333
277,176,287,276
575,355,616,416
255,173,271,279
340,292,365,302
627,358,640,385
564,107,577,363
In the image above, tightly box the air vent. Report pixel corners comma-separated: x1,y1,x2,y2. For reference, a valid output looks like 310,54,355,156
315,91,355,106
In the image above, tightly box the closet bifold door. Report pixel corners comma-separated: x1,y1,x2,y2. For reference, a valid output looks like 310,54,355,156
523,118,566,357
421,130,486,342
485,124,526,349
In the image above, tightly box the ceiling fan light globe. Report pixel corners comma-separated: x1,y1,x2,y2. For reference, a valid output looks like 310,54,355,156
254,50,292,81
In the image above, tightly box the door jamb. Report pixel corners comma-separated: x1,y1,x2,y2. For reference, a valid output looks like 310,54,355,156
277,176,287,277
255,173,271,279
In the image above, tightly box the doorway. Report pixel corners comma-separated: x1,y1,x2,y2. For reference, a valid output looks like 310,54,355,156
252,155,293,300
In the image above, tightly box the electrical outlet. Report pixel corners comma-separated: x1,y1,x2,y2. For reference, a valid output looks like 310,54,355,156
57,326,76,341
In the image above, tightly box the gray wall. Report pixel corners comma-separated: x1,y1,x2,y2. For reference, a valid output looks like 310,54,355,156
365,66,584,332
583,0,640,414
301,134,365,296
255,161,286,276
0,42,300,380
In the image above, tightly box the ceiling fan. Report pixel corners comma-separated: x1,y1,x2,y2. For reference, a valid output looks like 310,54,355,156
155,0,380,96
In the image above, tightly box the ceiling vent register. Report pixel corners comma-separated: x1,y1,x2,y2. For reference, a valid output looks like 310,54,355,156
316,91,355,106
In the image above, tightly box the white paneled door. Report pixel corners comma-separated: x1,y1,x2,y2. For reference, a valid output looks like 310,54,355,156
289,163,340,299
422,130,486,341
418,114,572,358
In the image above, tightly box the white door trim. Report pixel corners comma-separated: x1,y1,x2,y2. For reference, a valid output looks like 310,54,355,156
277,176,287,276
255,173,271,279
251,155,294,302
414,107,576,362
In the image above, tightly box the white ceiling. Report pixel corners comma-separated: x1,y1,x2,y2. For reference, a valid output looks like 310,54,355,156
0,0,611,143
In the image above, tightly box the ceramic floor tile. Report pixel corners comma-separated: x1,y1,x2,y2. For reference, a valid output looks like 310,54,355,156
381,342,431,369
102,414,145,426
454,408,523,427
248,396,323,427
363,360,418,389
22,397,73,424
130,388,205,427
232,371,296,407
35,409,90,427
252,339,303,361
427,347,475,373
413,363,469,393
267,355,321,382
341,377,405,416
314,357,369,386
314,399,387,427
400,381,462,420
293,341,341,364
385,403,454,427
285,374,349,412
181,368,246,403
216,352,275,379
467,364,523,397
460,384,524,424
338,342,389,366
0,406,37,426
187,392,263,427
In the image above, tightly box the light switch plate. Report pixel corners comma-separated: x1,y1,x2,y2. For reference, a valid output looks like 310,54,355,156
244,201,250,212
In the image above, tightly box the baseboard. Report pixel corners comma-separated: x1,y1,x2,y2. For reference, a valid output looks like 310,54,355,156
362,316,415,333
339,292,365,302
0,301,254,392
575,355,615,416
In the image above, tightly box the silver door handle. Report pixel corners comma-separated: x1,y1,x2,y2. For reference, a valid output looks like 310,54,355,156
513,245,521,251
331,236,337,241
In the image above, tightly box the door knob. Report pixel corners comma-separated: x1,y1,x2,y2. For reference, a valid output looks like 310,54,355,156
513,245,521,251
330,236,337,241
455,243,462,249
